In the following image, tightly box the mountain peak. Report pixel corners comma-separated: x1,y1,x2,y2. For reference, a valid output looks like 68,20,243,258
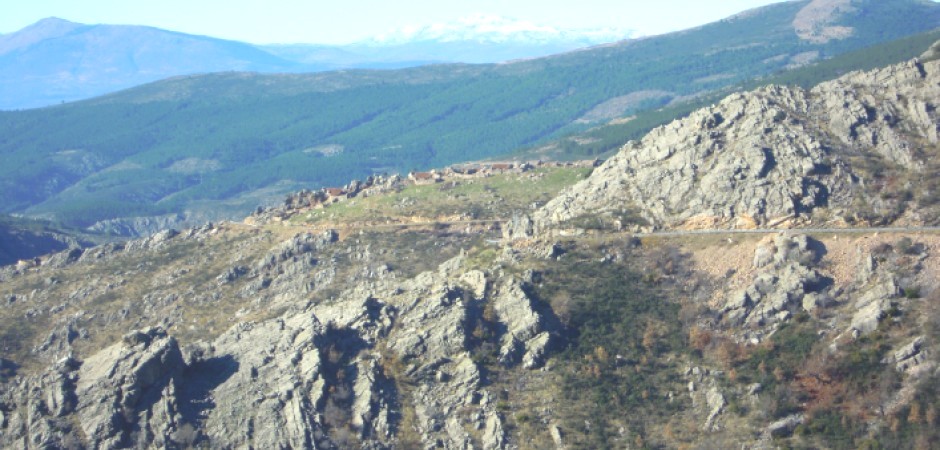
363,15,633,46
33,17,80,27
18,16,83,36
0,17,84,55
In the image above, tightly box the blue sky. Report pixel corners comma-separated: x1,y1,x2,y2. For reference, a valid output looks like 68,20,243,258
1,0,794,44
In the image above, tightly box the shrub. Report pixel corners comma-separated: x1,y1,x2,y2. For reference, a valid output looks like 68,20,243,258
895,237,915,255
530,242,690,448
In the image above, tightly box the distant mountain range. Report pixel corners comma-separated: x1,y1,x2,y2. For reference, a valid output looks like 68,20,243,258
365,14,630,45
0,18,303,109
0,15,632,110
262,15,633,68
1,0,939,234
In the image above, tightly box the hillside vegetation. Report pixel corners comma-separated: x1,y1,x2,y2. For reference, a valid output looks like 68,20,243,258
1,0,938,231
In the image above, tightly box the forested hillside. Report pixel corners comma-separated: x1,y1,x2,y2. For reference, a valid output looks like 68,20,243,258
522,27,940,160
1,0,938,231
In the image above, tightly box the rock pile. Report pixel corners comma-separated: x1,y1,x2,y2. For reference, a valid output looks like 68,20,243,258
720,234,831,342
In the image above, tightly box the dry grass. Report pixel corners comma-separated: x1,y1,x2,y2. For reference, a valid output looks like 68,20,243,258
287,167,591,228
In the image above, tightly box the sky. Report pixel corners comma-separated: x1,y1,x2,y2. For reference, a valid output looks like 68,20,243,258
0,0,795,45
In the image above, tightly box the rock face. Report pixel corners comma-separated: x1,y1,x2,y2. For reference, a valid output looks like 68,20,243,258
686,366,727,432
767,414,805,438
537,59,940,230
816,60,939,166
848,276,900,335
76,327,185,449
0,251,562,449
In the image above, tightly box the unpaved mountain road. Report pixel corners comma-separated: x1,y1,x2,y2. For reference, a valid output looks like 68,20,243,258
634,226,940,238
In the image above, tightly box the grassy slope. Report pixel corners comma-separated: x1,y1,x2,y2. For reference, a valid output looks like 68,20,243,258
288,167,592,227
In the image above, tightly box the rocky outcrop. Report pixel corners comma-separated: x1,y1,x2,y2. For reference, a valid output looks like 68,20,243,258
76,327,185,449
502,213,535,242
251,230,337,275
0,249,562,449
0,356,82,448
766,413,805,438
537,59,940,230
885,336,928,372
703,386,726,431
377,258,560,447
721,234,830,340
686,366,727,432
848,276,900,336
193,313,333,448
843,237,926,338
227,230,340,307
816,59,940,165
4,52,940,450
492,278,555,369
0,329,186,449
31,318,87,362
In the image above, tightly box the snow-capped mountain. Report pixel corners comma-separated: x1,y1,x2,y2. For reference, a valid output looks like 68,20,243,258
275,14,637,66
364,14,634,46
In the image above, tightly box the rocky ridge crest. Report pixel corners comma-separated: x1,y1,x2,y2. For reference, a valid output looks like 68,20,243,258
537,58,940,230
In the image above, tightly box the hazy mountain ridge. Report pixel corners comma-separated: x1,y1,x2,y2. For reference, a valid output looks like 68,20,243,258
4,0,936,110
0,18,308,109
0,17,83,55
0,15,633,110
